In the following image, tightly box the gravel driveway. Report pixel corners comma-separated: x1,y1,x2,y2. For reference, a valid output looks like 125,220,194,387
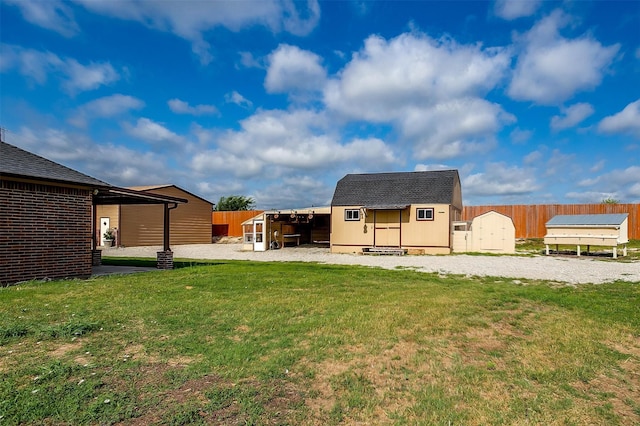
102,244,640,285
103,244,640,284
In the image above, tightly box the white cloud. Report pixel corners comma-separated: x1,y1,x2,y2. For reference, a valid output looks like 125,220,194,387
256,175,333,209
494,0,541,20
545,149,576,177
550,102,594,131
590,160,605,173
74,0,320,65
323,32,512,160
63,59,120,93
125,118,184,144
325,33,511,120
0,44,119,93
238,51,264,69
510,127,533,144
7,126,169,186
69,94,145,127
569,165,640,202
508,10,619,105
191,108,397,178
225,91,253,108
463,163,540,196
168,98,218,116
401,98,515,160
265,44,327,94
414,164,452,172
523,150,542,164
598,99,640,138
5,0,80,37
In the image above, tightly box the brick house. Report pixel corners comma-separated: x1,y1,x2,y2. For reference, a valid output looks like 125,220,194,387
0,141,185,285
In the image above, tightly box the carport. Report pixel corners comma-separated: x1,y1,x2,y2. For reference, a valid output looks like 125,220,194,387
93,187,187,268
241,207,331,251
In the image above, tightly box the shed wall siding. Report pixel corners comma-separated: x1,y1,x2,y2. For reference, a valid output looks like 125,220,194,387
0,179,92,285
118,186,212,246
401,204,451,248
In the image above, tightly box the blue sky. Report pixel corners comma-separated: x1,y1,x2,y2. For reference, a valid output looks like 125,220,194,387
1,0,639,208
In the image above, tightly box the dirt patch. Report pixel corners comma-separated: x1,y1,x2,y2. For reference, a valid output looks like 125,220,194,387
572,359,640,424
300,340,425,422
49,341,91,365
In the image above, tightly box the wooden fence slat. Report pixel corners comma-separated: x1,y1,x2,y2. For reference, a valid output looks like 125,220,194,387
212,211,263,237
462,204,639,239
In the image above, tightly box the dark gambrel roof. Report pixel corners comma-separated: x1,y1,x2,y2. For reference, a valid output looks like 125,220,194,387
0,141,109,187
331,170,460,207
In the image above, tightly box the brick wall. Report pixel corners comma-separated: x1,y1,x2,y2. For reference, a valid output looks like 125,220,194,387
0,180,93,285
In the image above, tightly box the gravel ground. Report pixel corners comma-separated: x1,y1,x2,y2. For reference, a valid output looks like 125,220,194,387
102,243,640,285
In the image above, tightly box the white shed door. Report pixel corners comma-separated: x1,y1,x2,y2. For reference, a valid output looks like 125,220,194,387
253,220,266,251
479,217,505,250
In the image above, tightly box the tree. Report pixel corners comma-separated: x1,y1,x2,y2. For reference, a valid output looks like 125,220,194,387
602,197,619,204
215,195,256,211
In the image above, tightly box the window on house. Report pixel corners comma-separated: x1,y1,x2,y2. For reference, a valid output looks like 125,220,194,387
417,208,434,221
345,209,360,221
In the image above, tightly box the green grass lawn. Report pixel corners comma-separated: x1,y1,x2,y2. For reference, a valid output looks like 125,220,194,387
516,238,640,260
1,261,639,425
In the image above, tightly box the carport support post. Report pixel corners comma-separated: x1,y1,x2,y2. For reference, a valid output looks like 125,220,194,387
157,203,174,269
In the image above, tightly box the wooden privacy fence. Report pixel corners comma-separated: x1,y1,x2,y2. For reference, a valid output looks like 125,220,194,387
212,211,263,237
214,205,639,239
462,204,639,239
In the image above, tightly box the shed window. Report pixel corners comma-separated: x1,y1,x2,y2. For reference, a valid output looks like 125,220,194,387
417,208,434,221
345,209,360,221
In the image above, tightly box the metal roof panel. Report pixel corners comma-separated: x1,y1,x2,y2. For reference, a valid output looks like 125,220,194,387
546,214,629,226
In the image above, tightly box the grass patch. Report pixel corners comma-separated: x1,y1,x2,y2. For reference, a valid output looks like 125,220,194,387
1,261,638,425
518,238,640,260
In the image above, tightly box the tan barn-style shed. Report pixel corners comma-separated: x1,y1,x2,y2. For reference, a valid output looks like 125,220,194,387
544,214,629,258
453,211,515,254
96,185,213,247
330,170,463,255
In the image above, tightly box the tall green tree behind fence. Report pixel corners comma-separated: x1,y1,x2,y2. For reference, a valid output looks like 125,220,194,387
462,204,639,239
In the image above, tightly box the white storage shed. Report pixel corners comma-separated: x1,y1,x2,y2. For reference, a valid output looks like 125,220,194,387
452,211,516,254
544,214,629,258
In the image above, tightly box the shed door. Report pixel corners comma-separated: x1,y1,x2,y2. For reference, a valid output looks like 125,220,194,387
374,210,401,247
253,220,266,252
479,218,504,251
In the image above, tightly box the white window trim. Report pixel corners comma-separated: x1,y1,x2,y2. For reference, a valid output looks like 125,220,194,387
345,209,360,221
416,208,434,221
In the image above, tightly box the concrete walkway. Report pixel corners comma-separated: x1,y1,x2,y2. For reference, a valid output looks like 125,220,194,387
92,265,157,277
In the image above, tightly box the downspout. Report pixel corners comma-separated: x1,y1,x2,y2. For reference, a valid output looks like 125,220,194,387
163,202,178,252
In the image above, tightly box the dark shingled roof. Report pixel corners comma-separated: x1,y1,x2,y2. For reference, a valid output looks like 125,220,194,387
0,141,109,187
331,170,459,207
